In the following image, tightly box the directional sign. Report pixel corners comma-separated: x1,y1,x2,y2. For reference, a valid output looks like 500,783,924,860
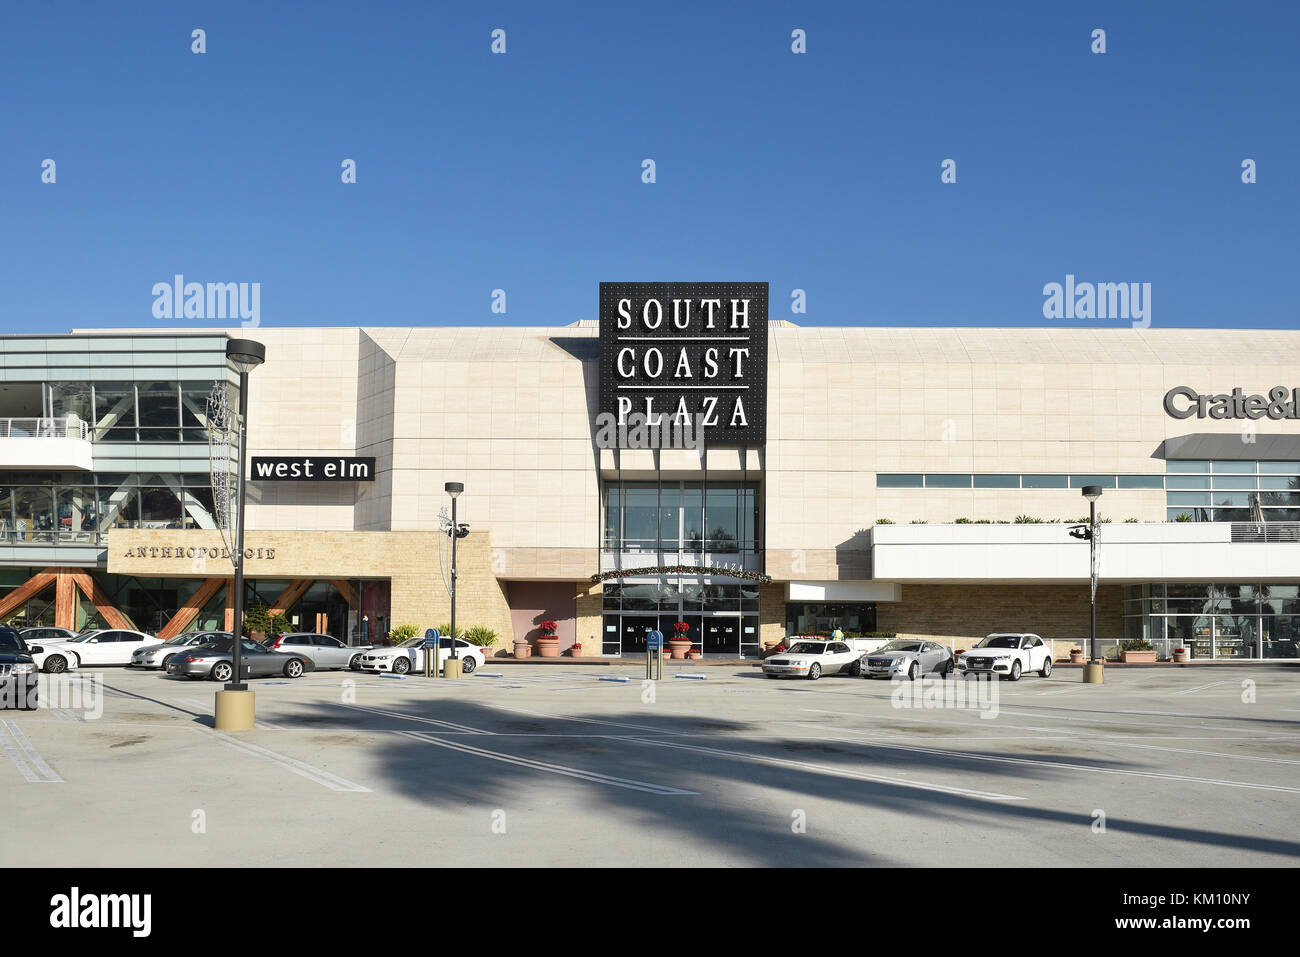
646,630,664,650
425,628,441,641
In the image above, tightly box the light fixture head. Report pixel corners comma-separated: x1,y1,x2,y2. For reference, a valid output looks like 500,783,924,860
1081,485,1103,503
225,338,266,375
445,481,464,499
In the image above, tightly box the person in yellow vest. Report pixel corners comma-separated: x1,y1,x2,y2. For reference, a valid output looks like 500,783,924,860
831,628,844,642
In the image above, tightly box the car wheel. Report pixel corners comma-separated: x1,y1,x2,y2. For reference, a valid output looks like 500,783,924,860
908,661,919,681
1009,660,1022,681
284,659,304,679
211,661,233,682
392,657,411,675
807,663,822,681
161,654,175,671
44,655,67,674
461,656,477,674
349,654,362,671
1039,656,1053,678
846,659,862,677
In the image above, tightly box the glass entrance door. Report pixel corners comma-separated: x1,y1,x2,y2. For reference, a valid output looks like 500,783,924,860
701,614,740,656
620,615,658,657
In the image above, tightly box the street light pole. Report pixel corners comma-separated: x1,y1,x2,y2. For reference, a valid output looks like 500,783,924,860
1080,485,1104,685
214,338,264,730
445,482,464,675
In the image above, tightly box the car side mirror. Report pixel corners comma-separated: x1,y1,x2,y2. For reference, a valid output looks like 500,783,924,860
30,646,43,654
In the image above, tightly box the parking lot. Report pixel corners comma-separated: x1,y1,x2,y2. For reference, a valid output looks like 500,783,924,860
2,663,1298,867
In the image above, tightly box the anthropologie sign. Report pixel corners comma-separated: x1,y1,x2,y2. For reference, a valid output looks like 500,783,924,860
599,282,768,446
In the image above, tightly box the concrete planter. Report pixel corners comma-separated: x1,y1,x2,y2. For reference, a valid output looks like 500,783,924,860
535,635,559,657
667,639,691,659
1069,651,1086,665
1121,649,1157,663
1172,648,1189,663
512,640,531,658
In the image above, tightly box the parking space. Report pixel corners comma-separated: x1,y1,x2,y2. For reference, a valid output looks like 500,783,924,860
1,665,1297,867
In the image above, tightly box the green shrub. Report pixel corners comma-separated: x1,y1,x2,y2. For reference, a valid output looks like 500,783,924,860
954,517,971,524
1121,638,1154,652
388,623,421,641
464,625,498,647
1014,515,1043,524
1174,513,1193,522
436,622,464,639
875,517,894,524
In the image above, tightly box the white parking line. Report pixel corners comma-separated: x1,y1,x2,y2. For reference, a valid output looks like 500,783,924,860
0,719,63,783
193,729,371,792
622,736,1025,802
397,730,697,795
1169,680,1238,696
345,704,488,734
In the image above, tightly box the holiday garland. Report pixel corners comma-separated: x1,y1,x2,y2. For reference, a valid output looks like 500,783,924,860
590,564,772,584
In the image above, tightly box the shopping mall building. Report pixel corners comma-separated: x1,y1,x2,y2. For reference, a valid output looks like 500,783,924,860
3,284,1300,661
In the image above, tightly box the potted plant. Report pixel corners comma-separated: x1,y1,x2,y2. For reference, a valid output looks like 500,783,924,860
569,641,583,657
1069,647,1086,664
685,646,701,660
534,620,560,657
1172,646,1189,663
667,621,692,659
1120,638,1157,663
465,625,499,659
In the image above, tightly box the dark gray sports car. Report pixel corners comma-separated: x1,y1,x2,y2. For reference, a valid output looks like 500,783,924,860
165,636,317,681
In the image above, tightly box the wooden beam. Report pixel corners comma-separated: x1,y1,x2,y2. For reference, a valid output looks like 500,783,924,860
269,579,313,618
224,590,234,632
66,571,132,630
156,578,227,641
329,579,356,608
55,570,77,630
0,569,58,621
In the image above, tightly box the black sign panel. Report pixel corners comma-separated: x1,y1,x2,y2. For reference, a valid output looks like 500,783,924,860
599,282,768,447
250,456,376,482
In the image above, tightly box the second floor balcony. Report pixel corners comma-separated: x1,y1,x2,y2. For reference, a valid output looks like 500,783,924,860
0,416,93,470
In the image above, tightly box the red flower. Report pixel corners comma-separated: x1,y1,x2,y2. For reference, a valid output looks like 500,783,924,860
538,620,558,636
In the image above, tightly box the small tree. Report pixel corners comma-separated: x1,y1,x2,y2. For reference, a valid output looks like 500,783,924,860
464,625,498,647
243,604,272,636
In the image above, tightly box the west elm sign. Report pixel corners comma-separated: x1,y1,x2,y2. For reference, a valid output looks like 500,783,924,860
599,282,768,447
250,456,376,481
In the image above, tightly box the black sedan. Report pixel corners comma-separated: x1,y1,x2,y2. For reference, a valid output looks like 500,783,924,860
166,637,317,681
0,626,42,709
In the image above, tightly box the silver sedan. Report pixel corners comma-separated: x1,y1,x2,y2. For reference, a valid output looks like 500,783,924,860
862,640,954,679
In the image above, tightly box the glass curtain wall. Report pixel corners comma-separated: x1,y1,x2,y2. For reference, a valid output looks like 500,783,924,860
1124,583,1300,659
603,481,760,555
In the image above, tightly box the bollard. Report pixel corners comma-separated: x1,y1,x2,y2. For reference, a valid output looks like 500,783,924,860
1082,661,1105,684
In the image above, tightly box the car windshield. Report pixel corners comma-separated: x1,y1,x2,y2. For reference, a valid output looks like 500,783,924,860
878,641,922,652
786,642,826,654
0,631,25,653
165,634,195,644
398,637,424,648
977,635,1023,648
70,632,101,643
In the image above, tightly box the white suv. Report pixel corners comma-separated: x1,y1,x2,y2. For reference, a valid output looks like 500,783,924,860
957,633,1053,680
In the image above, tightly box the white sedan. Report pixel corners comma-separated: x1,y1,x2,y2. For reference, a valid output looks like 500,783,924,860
358,636,486,675
761,640,864,680
28,641,81,674
38,628,160,669
957,633,1054,680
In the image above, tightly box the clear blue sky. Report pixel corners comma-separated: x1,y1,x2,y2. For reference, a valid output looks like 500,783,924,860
3,1,1296,331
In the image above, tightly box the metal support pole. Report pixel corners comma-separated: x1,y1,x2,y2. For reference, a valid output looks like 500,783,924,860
1089,499,1097,663
450,495,458,660
228,369,249,691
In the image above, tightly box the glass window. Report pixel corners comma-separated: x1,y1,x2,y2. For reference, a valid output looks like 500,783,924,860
1211,460,1257,474
618,583,659,611
1212,476,1258,490
603,484,620,549
1070,475,1116,488
1166,475,1211,490
0,487,12,543
92,384,136,442
1022,474,1068,488
12,487,55,543
1167,508,1201,522
1212,507,1251,522
705,488,740,551
48,383,94,425
56,487,97,543
973,474,1020,488
180,383,217,442
1117,475,1164,489
138,383,180,442
659,484,680,546
621,485,659,550
924,474,971,488
1259,476,1300,490
1210,491,1250,507
1259,462,1300,474
1263,507,1300,521
1166,460,1209,473
139,487,183,527
876,474,922,488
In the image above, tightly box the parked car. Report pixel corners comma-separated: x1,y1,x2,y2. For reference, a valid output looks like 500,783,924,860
263,633,371,671
761,640,865,680
28,641,80,674
0,626,42,709
129,631,232,670
358,636,485,675
44,628,159,668
166,636,317,681
862,639,954,679
19,626,77,645
956,633,1054,680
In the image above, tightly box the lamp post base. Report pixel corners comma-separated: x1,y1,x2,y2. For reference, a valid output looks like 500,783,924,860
214,689,256,730
443,658,463,679
1082,661,1105,685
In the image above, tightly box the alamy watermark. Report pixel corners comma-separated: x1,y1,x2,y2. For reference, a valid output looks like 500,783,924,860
1042,274,1150,328
890,674,999,719
152,274,260,326
594,411,706,450
0,673,103,718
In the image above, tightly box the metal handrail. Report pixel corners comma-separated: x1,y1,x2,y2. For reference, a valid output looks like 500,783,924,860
0,417,91,440
1231,522,1300,543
